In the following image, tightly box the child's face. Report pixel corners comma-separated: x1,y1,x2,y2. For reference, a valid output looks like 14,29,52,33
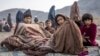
39,23,44,28
46,22,52,27
24,17,31,24
84,19,92,25
57,16,65,25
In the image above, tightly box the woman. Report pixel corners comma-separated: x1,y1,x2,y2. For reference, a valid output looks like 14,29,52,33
81,13,98,46
52,14,88,55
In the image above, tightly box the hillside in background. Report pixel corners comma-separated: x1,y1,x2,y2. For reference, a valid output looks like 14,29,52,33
0,0,100,24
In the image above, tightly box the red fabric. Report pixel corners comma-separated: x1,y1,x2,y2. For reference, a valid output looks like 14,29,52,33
81,23,98,46
78,51,88,56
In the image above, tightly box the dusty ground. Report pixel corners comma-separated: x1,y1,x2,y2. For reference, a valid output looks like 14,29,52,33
0,30,13,43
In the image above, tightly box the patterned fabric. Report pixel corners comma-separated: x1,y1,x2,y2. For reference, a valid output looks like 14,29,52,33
1,23,52,55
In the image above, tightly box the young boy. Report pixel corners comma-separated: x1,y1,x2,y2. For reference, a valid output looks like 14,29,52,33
81,13,98,46
14,9,32,34
39,22,45,29
23,9,32,24
45,19,55,34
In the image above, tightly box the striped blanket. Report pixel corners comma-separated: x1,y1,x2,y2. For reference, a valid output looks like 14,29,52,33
0,23,52,56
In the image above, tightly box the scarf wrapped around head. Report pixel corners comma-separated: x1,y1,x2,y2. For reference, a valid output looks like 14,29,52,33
70,1,80,20
16,10,24,24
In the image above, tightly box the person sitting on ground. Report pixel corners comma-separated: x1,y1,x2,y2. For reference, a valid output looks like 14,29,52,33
39,22,45,29
14,9,32,34
81,13,98,46
1,10,52,56
39,22,52,38
45,19,55,34
23,9,32,24
3,22,11,32
52,14,88,55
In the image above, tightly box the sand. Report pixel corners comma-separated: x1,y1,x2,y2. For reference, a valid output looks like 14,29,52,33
0,30,13,43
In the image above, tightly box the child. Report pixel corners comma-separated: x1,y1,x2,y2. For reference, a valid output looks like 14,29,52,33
52,14,87,55
39,22,45,29
14,9,32,34
23,10,32,24
81,13,98,46
45,19,55,34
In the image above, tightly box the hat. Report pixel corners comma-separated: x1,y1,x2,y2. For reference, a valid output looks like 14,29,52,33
24,9,32,18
